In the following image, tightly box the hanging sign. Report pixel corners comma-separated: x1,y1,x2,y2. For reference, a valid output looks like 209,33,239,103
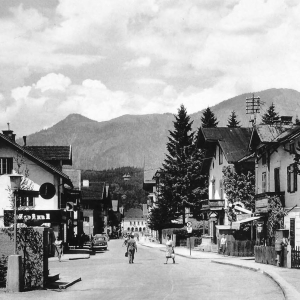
39,183,56,199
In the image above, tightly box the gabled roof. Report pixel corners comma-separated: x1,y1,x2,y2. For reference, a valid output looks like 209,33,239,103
249,124,300,151
26,146,72,165
124,208,145,219
199,127,252,163
81,182,105,201
0,133,72,186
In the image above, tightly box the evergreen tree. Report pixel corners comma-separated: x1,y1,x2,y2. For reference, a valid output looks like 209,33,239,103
201,107,219,128
261,103,280,125
151,105,206,229
227,110,240,128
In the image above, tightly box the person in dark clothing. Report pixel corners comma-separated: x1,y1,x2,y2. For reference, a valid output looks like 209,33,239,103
127,234,137,264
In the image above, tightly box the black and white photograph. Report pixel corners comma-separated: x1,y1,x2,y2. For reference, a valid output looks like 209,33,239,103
1,0,300,299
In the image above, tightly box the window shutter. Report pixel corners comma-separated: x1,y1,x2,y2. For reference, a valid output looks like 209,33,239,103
287,166,291,193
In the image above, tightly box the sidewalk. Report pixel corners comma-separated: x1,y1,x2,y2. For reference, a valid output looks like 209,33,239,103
139,241,300,300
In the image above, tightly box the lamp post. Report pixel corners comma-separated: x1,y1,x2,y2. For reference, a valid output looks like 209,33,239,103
9,173,23,254
7,173,23,293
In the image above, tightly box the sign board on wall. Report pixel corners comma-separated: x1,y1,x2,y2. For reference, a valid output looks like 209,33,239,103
255,198,269,213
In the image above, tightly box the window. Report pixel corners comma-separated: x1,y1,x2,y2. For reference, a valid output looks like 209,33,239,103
0,157,13,174
130,221,132,225
287,164,297,193
83,217,89,222
17,196,34,207
219,147,223,165
138,221,139,225
219,180,224,199
262,153,267,165
274,168,280,193
211,179,216,198
262,172,267,193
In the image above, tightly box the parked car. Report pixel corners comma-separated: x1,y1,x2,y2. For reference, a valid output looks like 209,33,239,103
91,234,108,251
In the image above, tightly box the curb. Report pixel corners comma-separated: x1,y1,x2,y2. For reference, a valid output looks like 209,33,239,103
211,260,300,300
59,277,82,289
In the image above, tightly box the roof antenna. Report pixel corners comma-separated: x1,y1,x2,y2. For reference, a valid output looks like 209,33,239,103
246,94,260,126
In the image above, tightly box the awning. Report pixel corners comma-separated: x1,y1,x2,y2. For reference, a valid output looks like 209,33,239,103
234,216,261,224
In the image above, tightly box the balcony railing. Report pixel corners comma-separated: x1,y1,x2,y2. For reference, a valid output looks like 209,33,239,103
201,199,225,211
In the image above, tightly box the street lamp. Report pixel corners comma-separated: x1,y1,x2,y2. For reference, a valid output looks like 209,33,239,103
9,173,23,254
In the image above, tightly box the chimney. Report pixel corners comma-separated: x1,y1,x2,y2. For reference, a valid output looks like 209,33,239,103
2,123,16,142
23,136,27,146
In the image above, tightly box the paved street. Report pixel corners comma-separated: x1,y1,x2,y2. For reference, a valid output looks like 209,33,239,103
1,239,284,300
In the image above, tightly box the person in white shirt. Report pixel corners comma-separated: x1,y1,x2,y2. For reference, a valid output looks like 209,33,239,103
220,234,227,256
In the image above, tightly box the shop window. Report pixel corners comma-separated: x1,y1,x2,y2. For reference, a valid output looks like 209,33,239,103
262,172,267,193
287,164,297,193
0,157,13,174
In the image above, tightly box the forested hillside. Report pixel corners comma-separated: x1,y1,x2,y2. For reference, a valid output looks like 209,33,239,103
82,167,147,212
18,88,300,170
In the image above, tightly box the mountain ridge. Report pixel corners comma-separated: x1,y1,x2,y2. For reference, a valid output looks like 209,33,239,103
17,88,300,170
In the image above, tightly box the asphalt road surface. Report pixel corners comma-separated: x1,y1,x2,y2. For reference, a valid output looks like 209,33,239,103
2,239,284,300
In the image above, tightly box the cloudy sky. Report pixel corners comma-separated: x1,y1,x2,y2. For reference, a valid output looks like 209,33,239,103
1,0,300,136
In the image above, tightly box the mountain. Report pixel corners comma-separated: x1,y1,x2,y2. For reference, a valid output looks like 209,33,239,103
19,88,300,170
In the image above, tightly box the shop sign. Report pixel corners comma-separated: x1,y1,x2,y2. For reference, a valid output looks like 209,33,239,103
255,198,269,213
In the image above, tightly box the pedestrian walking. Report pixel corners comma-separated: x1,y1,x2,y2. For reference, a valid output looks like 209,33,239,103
220,234,227,256
53,236,63,262
127,234,137,264
165,235,175,264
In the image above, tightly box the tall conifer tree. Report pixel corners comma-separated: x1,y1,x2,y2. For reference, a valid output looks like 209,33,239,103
152,105,206,228
201,107,219,128
261,103,280,125
227,110,241,128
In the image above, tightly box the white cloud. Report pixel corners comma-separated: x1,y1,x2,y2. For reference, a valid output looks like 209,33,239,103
135,78,166,85
124,57,151,69
35,73,71,92
2,0,300,135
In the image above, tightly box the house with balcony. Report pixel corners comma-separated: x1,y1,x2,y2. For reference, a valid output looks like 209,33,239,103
198,127,254,249
0,128,77,245
248,119,300,246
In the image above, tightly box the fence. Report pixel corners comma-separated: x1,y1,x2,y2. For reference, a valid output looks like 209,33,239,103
220,240,256,257
291,246,300,269
255,246,287,267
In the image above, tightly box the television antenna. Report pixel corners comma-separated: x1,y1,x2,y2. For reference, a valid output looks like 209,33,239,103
246,94,260,126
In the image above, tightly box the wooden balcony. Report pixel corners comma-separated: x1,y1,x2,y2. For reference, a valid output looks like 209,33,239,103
200,199,225,211
255,192,285,213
